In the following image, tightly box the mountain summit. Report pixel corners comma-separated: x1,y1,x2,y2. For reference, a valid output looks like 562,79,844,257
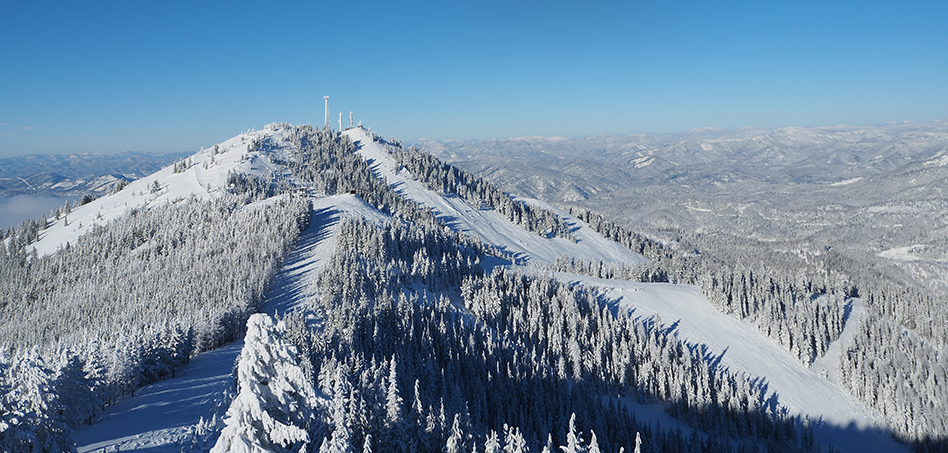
1,123,934,452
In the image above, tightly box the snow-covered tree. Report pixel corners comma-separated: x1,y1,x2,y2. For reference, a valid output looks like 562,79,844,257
560,413,586,453
0,350,71,453
211,314,319,453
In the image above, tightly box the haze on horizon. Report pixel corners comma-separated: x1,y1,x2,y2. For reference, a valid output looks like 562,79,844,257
2,0,947,159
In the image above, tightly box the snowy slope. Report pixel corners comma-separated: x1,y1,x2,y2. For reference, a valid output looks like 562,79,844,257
68,125,900,453
73,194,387,452
345,127,647,267
265,194,391,315
74,342,240,453
811,298,866,385
342,127,900,452
555,276,901,452
29,124,300,257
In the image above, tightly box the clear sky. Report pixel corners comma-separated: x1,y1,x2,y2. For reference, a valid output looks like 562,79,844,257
2,1,946,158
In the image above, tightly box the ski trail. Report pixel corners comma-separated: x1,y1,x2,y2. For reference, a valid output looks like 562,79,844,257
74,342,240,453
345,127,647,267
73,194,382,452
558,275,903,453
265,194,390,315
811,297,865,385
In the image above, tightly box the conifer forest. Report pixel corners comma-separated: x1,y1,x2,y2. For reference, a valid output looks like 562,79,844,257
0,123,944,453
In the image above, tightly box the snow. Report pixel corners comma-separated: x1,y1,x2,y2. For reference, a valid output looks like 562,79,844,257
923,150,948,167
556,275,904,453
211,314,319,453
29,125,299,258
343,127,900,452
265,194,391,315
74,193,384,452
70,125,905,453
631,156,655,168
74,341,240,453
877,244,927,261
811,298,865,386
345,127,646,267
830,177,863,186
685,206,713,212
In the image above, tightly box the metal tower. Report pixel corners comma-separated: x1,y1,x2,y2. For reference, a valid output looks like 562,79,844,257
324,96,330,128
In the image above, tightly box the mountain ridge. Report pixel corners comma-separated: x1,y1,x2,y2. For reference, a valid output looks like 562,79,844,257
1,123,938,452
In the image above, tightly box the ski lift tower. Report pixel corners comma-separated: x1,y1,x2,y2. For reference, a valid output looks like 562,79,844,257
324,96,330,129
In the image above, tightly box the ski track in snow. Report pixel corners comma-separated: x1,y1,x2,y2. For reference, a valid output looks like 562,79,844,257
74,342,240,453
73,193,382,452
811,298,865,386
72,126,904,453
266,194,391,316
555,276,902,452
345,128,647,267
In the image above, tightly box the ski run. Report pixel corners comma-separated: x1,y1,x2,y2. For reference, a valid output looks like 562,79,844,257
3,123,909,452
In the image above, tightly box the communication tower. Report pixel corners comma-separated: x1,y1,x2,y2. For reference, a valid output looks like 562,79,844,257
323,96,330,128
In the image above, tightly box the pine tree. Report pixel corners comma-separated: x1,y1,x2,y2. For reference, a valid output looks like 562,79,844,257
588,431,600,453
484,430,502,453
561,413,587,453
52,351,97,429
211,314,319,453
445,414,465,453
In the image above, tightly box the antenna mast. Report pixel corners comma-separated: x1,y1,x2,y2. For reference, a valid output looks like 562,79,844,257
349,111,354,128
323,96,330,129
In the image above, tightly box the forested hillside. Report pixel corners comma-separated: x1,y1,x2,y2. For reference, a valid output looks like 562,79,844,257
1,123,941,452
428,125,948,452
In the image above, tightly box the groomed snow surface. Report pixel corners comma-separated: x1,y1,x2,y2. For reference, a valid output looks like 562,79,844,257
74,126,904,452
346,127,647,268
74,194,381,452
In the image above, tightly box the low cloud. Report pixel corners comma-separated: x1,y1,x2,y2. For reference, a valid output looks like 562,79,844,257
0,194,66,229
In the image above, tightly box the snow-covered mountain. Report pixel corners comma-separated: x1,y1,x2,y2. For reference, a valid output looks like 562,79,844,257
424,121,948,254
1,123,937,453
0,151,189,198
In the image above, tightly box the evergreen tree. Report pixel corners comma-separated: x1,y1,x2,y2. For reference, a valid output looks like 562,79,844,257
211,314,318,453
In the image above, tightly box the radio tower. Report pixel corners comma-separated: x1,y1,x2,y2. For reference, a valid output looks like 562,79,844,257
323,96,330,129
338,112,342,131
349,111,354,128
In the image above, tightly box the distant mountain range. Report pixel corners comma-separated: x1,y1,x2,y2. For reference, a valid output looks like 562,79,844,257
0,151,190,198
422,121,948,262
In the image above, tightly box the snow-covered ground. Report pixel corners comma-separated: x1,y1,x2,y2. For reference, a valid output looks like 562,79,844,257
811,298,865,385
72,126,903,453
345,127,647,267
556,276,901,452
345,127,902,452
74,342,240,453
878,244,928,262
29,125,298,258
73,194,384,452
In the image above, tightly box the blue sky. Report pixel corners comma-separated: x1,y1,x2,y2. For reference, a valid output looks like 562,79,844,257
1,1,946,158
